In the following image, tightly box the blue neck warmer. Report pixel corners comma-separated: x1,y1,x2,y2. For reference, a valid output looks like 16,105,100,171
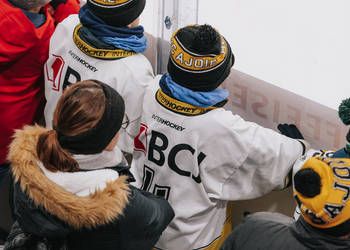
159,74,229,108
79,5,147,53
22,9,46,28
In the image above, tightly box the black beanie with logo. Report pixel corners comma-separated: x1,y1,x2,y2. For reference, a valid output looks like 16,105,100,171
167,24,234,92
87,0,146,27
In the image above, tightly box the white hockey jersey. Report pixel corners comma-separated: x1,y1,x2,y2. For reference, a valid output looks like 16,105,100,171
131,77,305,250
44,15,154,153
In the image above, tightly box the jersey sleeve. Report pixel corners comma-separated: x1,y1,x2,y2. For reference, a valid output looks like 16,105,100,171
202,114,304,201
292,149,335,178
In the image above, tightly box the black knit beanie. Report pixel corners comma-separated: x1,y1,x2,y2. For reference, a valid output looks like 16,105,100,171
87,0,146,27
167,24,234,92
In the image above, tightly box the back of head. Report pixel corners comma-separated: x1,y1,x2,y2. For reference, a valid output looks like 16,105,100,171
294,157,350,237
9,0,50,10
37,80,125,172
87,0,146,27
53,81,106,136
167,24,235,92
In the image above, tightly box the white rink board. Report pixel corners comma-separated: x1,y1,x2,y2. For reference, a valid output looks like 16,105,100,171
222,70,348,150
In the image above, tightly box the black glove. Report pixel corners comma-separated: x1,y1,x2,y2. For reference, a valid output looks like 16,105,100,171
277,124,304,139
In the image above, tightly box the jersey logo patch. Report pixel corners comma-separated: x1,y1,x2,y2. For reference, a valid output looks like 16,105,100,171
134,123,148,155
46,55,65,92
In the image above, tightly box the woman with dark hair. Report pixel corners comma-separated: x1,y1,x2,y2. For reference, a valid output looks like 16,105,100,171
5,80,174,250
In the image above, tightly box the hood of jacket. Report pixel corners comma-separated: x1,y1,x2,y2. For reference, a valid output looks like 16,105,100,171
8,125,130,230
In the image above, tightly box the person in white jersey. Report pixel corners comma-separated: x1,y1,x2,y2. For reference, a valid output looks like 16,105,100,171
130,24,309,250
44,0,154,153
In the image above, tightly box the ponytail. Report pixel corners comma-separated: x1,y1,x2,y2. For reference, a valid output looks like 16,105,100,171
37,80,107,172
37,129,79,172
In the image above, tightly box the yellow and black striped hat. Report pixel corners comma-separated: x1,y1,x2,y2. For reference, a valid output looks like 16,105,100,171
167,24,234,92
87,0,145,27
294,157,350,236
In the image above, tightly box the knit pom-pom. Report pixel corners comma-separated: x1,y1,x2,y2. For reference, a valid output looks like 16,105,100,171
294,168,321,198
193,24,220,53
339,98,350,125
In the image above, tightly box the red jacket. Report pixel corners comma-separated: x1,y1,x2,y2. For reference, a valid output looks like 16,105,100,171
0,0,79,164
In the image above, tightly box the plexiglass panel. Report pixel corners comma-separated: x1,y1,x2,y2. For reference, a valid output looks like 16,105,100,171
140,0,161,37
140,0,347,149
198,0,350,109
141,0,199,73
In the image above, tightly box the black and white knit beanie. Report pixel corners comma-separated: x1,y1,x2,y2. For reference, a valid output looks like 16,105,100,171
167,24,235,92
87,0,146,27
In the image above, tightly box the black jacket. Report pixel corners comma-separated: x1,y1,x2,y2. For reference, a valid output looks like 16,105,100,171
220,212,350,250
6,125,174,250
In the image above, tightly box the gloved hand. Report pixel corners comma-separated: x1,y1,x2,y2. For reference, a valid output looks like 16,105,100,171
277,124,304,139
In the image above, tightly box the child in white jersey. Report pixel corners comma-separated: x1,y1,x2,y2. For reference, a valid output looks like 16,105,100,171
44,0,154,154
130,24,309,250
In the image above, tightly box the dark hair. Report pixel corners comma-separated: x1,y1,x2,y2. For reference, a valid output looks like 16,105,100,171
37,80,106,172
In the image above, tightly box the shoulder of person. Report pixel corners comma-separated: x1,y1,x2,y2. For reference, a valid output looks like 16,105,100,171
0,9,39,44
120,53,155,77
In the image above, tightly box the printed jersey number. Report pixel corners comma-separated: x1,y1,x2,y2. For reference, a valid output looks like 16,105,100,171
141,165,171,200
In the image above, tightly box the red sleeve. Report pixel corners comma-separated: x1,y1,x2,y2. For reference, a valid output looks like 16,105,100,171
0,15,36,66
48,0,80,25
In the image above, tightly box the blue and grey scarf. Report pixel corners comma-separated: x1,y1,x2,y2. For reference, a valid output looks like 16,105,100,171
79,5,147,53
159,74,229,108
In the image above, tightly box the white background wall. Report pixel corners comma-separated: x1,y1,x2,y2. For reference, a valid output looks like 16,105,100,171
198,0,350,110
